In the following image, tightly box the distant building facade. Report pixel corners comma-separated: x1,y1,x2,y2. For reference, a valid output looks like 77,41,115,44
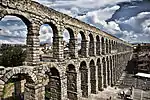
133,43,150,73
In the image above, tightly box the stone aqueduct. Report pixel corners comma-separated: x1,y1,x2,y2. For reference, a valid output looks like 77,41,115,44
0,0,133,100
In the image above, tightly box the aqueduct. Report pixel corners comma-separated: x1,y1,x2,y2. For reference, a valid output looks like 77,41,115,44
0,0,133,100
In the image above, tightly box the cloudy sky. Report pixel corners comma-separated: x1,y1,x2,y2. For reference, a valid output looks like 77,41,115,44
0,0,150,44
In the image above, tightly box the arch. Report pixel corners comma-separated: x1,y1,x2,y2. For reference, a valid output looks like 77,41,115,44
66,64,77,100
101,37,105,55
45,67,61,100
63,27,75,58
114,55,117,83
102,57,107,88
65,60,78,73
65,27,75,39
1,67,37,100
40,22,60,59
97,58,103,91
96,35,100,56
80,61,87,70
0,15,30,64
109,40,111,54
38,63,62,79
0,14,31,28
89,33,94,56
106,39,109,54
112,55,115,85
39,24,53,53
79,61,88,97
79,31,86,40
112,40,114,51
43,22,58,37
89,60,96,94
2,67,37,83
106,56,110,86
0,10,41,65
78,31,86,57
109,56,113,86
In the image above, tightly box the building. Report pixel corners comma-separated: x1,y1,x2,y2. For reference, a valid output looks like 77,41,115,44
133,43,150,73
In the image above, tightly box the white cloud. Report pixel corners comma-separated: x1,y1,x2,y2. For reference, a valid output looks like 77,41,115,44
0,0,149,44
39,24,53,44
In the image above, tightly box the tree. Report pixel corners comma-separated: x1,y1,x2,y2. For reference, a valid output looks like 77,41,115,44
0,46,26,67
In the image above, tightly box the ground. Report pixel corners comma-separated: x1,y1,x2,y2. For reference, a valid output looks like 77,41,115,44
81,72,150,100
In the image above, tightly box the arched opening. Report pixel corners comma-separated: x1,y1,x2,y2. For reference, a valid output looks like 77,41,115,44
39,24,53,61
109,40,111,54
0,15,29,66
114,55,117,84
106,57,110,86
88,34,94,56
115,41,117,51
39,22,61,60
110,57,113,86
89,60,96,94
102,57,107,88
112,40,114,52
45,68,61,100
101,37,105,55
77,31,86,57
2,73,34,100
97,58,103,91
106,39,109,54
63,28,75,58
96,35,100,56
112,56,115,85
66,64,77,100
79,61,88,98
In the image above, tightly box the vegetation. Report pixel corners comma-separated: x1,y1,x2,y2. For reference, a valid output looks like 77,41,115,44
0,46,26,67
2,83,14,98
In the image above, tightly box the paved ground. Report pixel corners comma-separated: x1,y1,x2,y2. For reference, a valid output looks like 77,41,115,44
81,72,150,100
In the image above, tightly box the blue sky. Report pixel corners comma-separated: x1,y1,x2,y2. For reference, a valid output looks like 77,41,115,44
0,0,150,44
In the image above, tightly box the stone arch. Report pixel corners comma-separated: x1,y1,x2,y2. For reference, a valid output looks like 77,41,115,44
96,35,100,56
0,10,31,27
102,57,107,88
0,14,35,65
109,56,113,86
45,67,61,100
88,33,95,56
97,58,103,91
106,56,110,86
79,61,88,98
63,27,76,58
2,67,37,83
106,39,109,54
101,37,105,55
89,59,96,94
1,67,37,100
65,27,75,39
112,40,114,52
66,64,77,100
112,55,115,85
109,40,111,54
40,21,61,60
78,31,87,57
65,60,78,73
114,55,117,83
115,41,117,51
42,21,58,37
41,63,62,76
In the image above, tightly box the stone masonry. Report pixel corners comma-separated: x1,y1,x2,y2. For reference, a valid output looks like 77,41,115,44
0,0,133,100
